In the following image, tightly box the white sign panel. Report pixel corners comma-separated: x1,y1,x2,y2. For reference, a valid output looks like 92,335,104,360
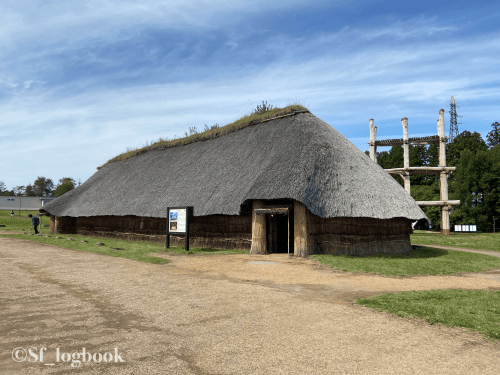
455,225,462,232
471,225,477,232
169,209,187,233
464,225,470,232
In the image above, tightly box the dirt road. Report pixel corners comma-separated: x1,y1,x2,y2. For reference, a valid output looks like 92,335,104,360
1,236,500,374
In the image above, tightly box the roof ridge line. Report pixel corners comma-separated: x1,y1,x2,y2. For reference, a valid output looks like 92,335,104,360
97,109,310,169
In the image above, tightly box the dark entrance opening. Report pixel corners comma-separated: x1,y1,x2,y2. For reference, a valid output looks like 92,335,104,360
266,212,294,253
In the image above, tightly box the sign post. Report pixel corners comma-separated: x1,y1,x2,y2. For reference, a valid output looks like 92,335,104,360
166,207,194,251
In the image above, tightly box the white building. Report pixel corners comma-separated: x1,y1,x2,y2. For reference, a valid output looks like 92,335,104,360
0,196,57,211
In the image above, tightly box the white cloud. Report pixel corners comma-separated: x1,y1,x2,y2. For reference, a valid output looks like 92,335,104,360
1,2,499,187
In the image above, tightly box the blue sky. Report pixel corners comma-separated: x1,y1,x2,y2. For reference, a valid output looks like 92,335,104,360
2,0,499,191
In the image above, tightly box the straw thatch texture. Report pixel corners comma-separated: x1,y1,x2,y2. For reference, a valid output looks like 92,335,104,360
71,213,252,250
306,212,412,256
40,112,427,223
53,216,76,234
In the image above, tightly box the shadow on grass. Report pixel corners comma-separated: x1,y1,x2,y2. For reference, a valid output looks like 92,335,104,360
349,247,448,259
311,246,500,276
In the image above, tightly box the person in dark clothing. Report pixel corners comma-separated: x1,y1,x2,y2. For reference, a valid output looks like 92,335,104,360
28,214,40,234
10,210,15,218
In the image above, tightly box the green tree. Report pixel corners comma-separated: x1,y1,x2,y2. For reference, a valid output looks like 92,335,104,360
450,146,500,232
24,185,36,197
409,144,429,186
32,177,54,196
0,181,6,193
53,177,76,197
377,146,404,187
14,186,25,196
447,130,488,167
410,183,440,229
486,121,500,149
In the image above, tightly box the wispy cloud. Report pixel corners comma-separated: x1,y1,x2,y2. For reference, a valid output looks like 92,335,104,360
1,0,499,189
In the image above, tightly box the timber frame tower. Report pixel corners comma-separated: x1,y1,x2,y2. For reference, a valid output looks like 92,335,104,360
369,109,460,235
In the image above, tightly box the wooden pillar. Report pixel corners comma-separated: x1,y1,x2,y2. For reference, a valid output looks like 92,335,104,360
402,117,411,194
294,201,308,256
250,200,267,254
49,215,56,234
438,109,450,235
369,119,377,163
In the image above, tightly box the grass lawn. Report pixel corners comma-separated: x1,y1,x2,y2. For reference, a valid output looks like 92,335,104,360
0,211,249,262
0,209,46,231
1,232,248,263
411,230,500,252
311,247,500,276
311,243,500,344
355,289,500,343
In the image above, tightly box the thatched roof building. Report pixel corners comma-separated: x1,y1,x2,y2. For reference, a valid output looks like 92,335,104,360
41,110,427,256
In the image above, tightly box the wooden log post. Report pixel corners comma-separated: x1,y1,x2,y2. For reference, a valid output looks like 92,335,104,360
369,119,377,163
250,200,267,254
49,215,56,234
402,117,411,194
294,201,308,256
54,216,59,233
437,109,450,235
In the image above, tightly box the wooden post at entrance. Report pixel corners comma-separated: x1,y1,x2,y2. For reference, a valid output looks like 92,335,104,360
402,117,410,194
438,109,451,235
250,200,267,254
294,201,308,256
369,119,377,163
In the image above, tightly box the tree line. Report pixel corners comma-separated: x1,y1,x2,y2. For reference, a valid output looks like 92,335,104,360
367,121,500,232
0,177,80,198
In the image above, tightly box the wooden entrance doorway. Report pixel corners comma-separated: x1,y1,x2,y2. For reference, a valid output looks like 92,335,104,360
266,214,289,253
251,202,294,255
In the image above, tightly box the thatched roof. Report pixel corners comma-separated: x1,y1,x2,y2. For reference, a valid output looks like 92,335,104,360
41,112,427,221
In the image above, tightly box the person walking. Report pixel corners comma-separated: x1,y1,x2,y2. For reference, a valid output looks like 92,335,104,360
10,210,14,218
28,214,40,234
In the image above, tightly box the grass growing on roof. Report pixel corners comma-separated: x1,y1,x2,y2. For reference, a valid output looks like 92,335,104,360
98,103,308,169
311,246,500,276
410,230,500,252
355,289,500,343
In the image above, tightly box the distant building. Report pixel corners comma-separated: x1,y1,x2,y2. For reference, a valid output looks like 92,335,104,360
0,196,57,211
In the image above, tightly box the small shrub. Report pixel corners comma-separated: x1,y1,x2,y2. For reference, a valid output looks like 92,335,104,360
253,101,275,115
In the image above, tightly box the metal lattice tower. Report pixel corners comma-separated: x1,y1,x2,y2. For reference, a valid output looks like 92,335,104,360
448,96,461,143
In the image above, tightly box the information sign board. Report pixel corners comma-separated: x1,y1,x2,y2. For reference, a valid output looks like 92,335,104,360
169,209,186,233
166,206,193,251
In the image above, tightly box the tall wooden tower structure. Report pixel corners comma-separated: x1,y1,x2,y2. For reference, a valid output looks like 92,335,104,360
369,109,460,235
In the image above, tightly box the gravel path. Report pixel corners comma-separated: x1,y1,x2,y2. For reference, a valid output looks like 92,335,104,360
1,236,500,374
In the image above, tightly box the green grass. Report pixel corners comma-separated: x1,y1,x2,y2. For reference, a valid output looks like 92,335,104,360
0,210,47,231
1,233,170,263
1,230,249,264
311,246,500,276
411,230,500,252
162,245,248,256
98,103,308,169
355,289,500,343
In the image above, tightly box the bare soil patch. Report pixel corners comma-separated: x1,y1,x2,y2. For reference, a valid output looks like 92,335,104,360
150,252,500,299
2,237,500,374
